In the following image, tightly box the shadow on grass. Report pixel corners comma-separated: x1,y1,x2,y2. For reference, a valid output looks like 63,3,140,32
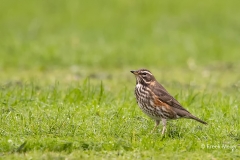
79,140,133,151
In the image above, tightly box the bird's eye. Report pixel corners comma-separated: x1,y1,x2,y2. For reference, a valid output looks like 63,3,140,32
142,73,147,76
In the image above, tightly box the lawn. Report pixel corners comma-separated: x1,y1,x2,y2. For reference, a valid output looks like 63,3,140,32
0,0,240,159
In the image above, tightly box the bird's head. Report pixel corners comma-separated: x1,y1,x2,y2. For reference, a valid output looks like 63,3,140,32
130,69,156,85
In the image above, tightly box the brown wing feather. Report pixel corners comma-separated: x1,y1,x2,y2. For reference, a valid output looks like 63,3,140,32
150,81,190,113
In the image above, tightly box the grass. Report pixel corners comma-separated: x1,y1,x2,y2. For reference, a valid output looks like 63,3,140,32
1,0,240,159
1,71,239,159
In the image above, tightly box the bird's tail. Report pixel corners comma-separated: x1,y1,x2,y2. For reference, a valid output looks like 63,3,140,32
189,114,207,125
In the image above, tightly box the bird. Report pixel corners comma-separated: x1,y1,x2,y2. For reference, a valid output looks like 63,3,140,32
130,69,207,135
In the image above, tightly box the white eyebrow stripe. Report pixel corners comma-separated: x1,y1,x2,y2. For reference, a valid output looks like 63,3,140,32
142,71,152,75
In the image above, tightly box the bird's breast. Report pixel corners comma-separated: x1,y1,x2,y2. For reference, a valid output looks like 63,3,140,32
134,84,160,119
134,84,177,120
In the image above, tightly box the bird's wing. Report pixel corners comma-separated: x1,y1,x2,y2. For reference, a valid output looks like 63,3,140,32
150,82,189,113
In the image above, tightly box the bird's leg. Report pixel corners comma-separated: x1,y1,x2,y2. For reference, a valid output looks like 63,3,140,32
161,119,167,135
151,120,160,133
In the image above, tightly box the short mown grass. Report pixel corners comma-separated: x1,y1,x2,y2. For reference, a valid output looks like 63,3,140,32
1,0,240,159
1,74,239,159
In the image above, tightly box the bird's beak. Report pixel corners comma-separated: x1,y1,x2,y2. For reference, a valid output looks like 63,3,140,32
130,70,138,75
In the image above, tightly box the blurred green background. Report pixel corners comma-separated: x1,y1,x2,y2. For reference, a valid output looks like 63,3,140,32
1,1,240,159
1,0,240,71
